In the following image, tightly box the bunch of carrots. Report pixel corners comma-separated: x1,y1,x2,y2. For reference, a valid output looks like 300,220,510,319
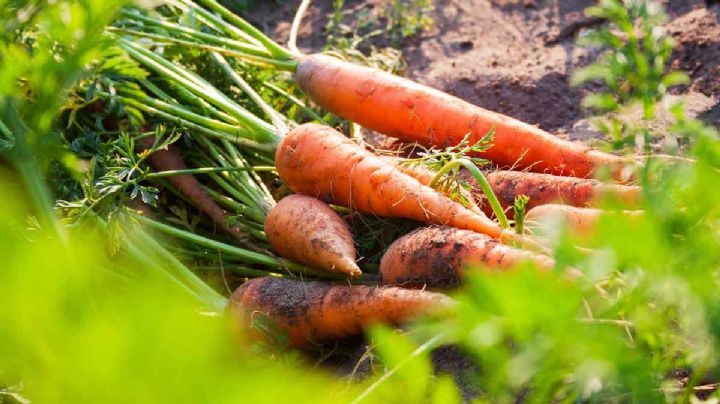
88,0,647,349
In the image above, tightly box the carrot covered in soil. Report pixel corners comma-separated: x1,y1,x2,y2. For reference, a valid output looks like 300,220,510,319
475,170,642,218
276,123,523,244
264,194,361,277
295,54,628,180
227,277,452,348
139,137,245,240
525,204,644,235
380,226,555,289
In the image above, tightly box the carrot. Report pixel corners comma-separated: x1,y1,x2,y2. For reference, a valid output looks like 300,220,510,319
473,170,642,218
139,137,244,241
227,276,451,348
295,54,628,181
525,204,644,235
275,123,523,244
380,226,554,289
380,156,482,214
264,194,360,277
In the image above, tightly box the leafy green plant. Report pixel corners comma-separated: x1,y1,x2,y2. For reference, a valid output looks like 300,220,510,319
513,194,529,235
384,0,434,46
323,0,433,72
571,0,689,152
399,130,511,229
0,0,129,240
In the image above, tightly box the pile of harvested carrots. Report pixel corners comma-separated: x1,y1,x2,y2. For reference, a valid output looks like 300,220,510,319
109,0,644,349
222,48,643,349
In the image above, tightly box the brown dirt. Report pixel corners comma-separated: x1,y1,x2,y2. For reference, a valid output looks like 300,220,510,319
249,0,719,135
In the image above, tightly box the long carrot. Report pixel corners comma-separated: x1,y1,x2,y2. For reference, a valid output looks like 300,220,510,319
380,226,554,289
227,276,451,348
276,123,524,244
474,170,642,218
294,54,629,181
138,137,245,241
264,194,361,277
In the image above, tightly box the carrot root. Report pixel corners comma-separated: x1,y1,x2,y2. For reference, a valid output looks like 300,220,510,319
380,226,555,289
264,194,360,277
295,54,630,181
227,277,452,348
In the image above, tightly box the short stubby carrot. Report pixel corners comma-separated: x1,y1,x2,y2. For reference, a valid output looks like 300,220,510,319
475,170,642,218
264,194,361,277
380,226,555,289
227,277,452,348
276,123,522,244
295,54,628,180
525,204,644,235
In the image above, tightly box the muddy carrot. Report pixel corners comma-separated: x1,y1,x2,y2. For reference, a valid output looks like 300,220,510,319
473,170,642,218
227,276,451,348
264,194,361,277
380,226,554,289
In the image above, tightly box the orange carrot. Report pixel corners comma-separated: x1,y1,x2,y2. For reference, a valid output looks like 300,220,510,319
227,277,451,348
474,170,642,218
139,137,244,241
275,123,522,244
295,54,628,181
380,226,554,289
525,204,643,235
264,194,361,277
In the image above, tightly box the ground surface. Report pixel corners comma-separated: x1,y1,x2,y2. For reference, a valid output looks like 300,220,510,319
250,0,719,138
247,0,720,396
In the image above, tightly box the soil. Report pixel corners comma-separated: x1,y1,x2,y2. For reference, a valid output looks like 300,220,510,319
249,0,719,136
247,0,720,398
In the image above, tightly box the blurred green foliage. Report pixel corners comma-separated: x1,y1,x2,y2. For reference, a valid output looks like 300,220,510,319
3,0,720,402
571,0,690,153
0,171,357,402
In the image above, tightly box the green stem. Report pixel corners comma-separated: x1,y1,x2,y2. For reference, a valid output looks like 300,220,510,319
92,213,224,310
130,224,227,311
120,39,280,144
135,215,353,280
146,166,276,179
192,136,272,214
195,265,279,278
137,72,240,126
1,105,67,243
117,90,245,136
169,0,263,46
194,0,294,60
118,10,271,57
113,94,273,152
211,52,288,132
218,138,275,212
112,28,297,70
263,82,324,121
429,158,510,229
